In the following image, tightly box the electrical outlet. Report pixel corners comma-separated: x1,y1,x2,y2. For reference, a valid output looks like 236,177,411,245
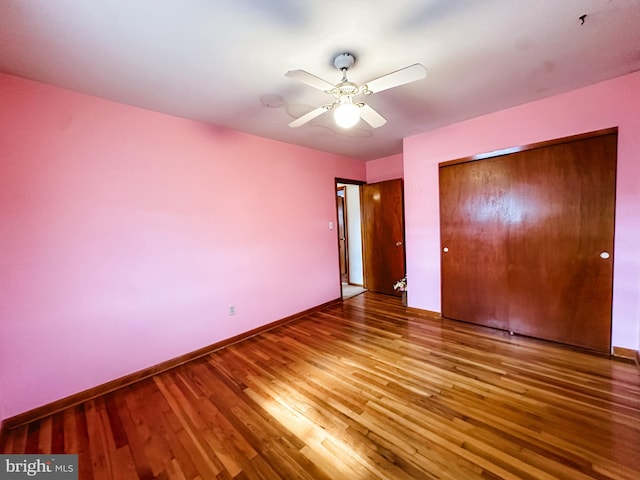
228,305,236,316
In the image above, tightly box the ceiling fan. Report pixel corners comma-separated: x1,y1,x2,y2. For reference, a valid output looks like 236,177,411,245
286,53,427,129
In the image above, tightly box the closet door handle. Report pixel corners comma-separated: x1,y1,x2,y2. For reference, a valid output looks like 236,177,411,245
396,241,403,246
599,251,610,259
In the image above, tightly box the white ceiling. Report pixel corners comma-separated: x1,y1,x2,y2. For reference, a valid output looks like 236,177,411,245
1,1,639,160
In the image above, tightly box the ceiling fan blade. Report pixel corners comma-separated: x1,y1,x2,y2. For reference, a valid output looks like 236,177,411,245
363,63,427,94
285,69,336,92
288,105,331,128
359,104,387,128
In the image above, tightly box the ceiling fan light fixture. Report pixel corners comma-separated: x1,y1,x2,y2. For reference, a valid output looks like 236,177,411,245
333,98,360,128
286,52,426,129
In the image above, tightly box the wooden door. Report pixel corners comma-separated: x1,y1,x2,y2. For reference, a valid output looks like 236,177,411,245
336,187,348,279
507,134,616,351
439,130,616,352
362,179,405,296
439,157,511,329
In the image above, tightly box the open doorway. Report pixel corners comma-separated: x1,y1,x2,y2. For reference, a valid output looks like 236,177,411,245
336,179,366,300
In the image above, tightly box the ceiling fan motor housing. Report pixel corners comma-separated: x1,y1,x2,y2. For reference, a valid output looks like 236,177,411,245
338,82,358,95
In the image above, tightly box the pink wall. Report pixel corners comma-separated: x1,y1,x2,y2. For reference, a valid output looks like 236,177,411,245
404,71,640,351
0,73,365,421
366,153,403,183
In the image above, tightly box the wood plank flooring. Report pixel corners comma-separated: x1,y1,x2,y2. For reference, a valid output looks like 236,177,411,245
1,292,639,479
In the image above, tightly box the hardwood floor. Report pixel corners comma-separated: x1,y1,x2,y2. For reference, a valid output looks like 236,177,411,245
2,292,639,479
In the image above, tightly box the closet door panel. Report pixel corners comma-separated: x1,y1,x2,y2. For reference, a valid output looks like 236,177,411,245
439,157,510,329
507,134,616,352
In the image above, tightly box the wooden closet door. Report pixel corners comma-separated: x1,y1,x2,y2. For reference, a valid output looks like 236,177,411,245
362,179,405,296
507,134,616,352
439,157,511,329
439,130,616,353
